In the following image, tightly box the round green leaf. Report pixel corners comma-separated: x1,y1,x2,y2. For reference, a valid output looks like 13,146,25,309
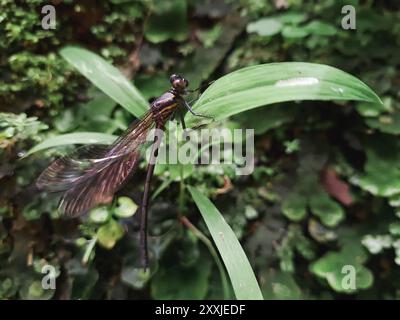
282,25,309,38
282,192,307,222
310,245,373,293
261,270,302,300
121,267,151,290
309,192,345,227
89,206,111,223
304,21,337,36
113,196,138,218
366,112,400,134
19,280,55,300
97,219,124,249
247,18,282,36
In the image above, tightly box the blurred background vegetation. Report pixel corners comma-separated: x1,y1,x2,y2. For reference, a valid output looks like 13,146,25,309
1,0,400,299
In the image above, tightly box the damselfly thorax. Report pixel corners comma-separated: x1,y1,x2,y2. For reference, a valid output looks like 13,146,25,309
150,91,178,126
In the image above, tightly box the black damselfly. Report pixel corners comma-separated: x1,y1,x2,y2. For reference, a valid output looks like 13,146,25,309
37,74,210,268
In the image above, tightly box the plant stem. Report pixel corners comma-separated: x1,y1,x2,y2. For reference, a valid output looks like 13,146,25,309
178,163,185,215
176,128,229,298
180,216,231,300
82,236,97,266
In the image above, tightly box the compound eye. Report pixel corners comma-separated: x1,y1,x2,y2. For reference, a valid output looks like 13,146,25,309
172,79,182,89
169,74,179,84
184,79,189,87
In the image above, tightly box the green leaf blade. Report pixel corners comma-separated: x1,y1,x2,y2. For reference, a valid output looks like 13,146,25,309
25,132,117,156
187,62,382,126
188,187,263,300
60,46,148,117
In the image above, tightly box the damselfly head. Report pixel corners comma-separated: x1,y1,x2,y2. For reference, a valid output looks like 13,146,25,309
170,74,189,92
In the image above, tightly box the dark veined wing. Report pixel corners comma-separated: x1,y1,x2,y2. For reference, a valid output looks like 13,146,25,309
36,144,112,192
37,111,155,218
58,150,140,217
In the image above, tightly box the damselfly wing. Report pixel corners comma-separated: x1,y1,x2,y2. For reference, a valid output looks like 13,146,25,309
37,112,154,217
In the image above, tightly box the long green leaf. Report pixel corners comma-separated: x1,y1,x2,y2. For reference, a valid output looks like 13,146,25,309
186,62,383,125
26,132,117,156
188,187,263,300
60,46,148,118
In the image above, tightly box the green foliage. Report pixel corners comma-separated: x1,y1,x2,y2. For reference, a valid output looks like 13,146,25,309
261,270,302,299
151,251,212,299
310,244,373,294
145,0,189,43
189,187,263,300
351,136,400,197
0,113,48,148
1,0,71,111
187,62,381,126
25,132,117,156
60,47,148,117
114,196,138,218
97,219,125,250
280,141,345,227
